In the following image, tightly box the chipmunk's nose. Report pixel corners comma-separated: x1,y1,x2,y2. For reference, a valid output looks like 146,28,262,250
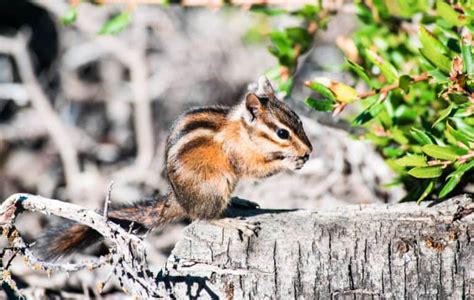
302,153,310,162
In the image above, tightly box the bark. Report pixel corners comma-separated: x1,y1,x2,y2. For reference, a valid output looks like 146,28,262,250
162,195,474,299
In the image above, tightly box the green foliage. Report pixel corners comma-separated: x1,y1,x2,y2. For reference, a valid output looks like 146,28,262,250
62,6,78,25
61,3,132,35
99,12,131,35
250,3,331,96
304,0,474,202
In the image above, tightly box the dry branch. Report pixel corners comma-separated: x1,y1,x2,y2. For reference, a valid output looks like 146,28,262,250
0,34,82,195
39,0,156,173
0,193,166,298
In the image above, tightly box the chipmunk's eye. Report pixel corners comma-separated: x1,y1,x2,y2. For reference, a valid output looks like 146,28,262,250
277,128,290,140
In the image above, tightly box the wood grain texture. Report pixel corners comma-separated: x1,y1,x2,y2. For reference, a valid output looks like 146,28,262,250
162,195,473,299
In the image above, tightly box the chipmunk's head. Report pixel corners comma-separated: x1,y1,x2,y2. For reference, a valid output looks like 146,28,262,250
240,77,313,171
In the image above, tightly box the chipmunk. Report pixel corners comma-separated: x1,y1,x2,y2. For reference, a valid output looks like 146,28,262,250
36,77,312,260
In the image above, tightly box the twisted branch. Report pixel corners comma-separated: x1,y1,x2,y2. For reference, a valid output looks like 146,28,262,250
0,193,166,298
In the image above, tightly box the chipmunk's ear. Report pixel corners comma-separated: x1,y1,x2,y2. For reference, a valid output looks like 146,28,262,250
245,92,266,121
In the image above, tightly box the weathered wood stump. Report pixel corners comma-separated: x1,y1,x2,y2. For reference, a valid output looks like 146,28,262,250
161,195,473,299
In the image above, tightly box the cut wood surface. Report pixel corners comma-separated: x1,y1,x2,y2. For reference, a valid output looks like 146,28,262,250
163,195,473,299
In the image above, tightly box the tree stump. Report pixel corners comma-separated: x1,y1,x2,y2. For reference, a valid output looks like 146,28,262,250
161,195,473,299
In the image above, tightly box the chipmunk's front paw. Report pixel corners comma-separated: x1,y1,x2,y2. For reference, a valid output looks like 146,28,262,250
230,197,260,209
211,218,261,241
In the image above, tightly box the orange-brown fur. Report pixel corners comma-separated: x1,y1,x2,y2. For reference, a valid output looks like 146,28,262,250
37,79,312,260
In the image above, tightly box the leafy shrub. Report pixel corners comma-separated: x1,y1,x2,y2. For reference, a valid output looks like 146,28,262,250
303,1,474,202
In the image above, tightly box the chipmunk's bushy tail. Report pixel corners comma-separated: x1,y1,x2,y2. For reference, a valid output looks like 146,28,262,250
35,195,184,261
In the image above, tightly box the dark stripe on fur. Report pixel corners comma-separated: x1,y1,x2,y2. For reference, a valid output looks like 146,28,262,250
167,120,220,150
165,106,229,158
183,106,229,116
175,136,211,160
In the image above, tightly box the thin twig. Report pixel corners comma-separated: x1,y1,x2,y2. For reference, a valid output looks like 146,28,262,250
103,181,115,219
427,151,474,167
358,72,430,99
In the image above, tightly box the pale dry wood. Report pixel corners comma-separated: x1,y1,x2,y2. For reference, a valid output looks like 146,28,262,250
0,193,166,298
164,195,474,299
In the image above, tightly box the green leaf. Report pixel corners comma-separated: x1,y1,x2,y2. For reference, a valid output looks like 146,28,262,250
448,159,474,178
451,117,474,140
99,12,131,35
269,31,293,58
304,97,334,112
422,144,460,160
307,78,358,104
276,77,293,96
345,58,374,88
62,6,77,25
392,128,409,145
439,173,462,198
293,4,321,20
394,154,428,167
428,69,449,82
353,110,375,125
385,0,428,18
330,82,358,103
446,123,472,146
394,105,417,122
433,103,454,127
365,49,399,83
408,166,444,178
462,39,473,74
353,102,385,125
410,128,433,145
305,79,335,100
398,75,412,94
448,93,469,104
364,132,390,147
417,180,434,204
383,147,404,158
436,0,466,27
447,38,461,53
286,27,312,52
453,107,474,118
251,6,287,16
419,26,452,73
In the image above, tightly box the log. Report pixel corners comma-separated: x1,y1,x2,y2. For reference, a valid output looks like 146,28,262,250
162,195,473,299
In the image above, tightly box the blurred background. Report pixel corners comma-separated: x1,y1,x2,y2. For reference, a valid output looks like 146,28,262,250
0,0,404,297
